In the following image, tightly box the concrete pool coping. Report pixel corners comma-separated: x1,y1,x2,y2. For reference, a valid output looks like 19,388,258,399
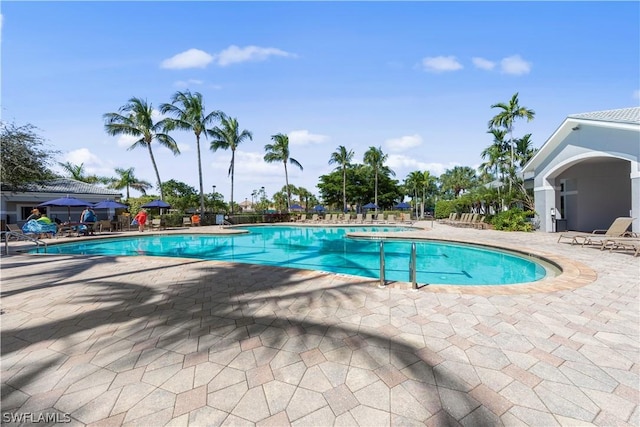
11,222,597,296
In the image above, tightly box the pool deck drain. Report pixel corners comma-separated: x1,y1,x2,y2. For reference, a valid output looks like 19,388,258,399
1,221,638,426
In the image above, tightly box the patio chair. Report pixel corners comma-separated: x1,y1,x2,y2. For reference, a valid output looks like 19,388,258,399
6,224,29,240
98,220,114,233
386,214,396,224
311,214,319,222
601,237,640,257
353,213,363,224
183,217,192,227
374,213,385,224
557,217,635,246
151,218,164,230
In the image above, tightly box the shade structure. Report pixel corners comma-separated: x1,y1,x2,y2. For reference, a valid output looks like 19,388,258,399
93,199,128,210
141,200,171,209
313,205,325,212
394,202,411,210
363,202,379,209
38,196,94,221
289,204,304,211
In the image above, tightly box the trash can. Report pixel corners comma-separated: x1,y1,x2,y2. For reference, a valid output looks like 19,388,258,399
556,219,568,232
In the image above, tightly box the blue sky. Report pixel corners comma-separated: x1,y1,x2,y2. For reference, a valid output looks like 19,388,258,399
3,1,639,203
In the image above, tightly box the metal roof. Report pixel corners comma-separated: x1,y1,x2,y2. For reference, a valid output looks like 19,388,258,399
2,178,121,195
568,107,640,125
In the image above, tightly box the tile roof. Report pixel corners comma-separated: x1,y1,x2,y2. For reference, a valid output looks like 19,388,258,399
3,178,122,195
568,106,640,124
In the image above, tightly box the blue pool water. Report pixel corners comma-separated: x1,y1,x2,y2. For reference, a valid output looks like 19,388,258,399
37,226,548,285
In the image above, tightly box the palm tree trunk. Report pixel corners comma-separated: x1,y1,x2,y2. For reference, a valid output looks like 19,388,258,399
196,134,205,216
230,150,235,215
147,144,164,200
284,161,290,210
374,171,378,213
342,168,347,212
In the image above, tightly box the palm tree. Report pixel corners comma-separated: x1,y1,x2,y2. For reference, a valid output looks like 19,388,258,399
481,128,509,182
363,146,394,211
488,93,535,190
404,171,423,219
58,161,87,181
328,145,354,212
209,114,253,214
440,166,477,198
515,133,536,167
421,171,437,217
104,97,179,200
109,167,152,200
264,133,303,210
160,90,220,215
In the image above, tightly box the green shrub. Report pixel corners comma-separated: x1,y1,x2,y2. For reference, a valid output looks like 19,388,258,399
491,208,536,232
435,200,456,219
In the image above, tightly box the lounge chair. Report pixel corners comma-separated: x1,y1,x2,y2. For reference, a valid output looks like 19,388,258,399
183,217,192,227
353,213,363,224
601,237,640,257
299,214,308,223
364,213,374,224
386,214,396,224
374,213,385,224
98,220,114,233
557,217,635,246
6,224,29,240
311,214,319,222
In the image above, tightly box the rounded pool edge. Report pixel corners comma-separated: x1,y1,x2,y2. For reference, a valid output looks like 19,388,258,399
345,231,597,294
14,226,597,295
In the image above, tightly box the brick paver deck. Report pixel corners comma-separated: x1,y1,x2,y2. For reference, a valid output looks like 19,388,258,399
1,222,638,426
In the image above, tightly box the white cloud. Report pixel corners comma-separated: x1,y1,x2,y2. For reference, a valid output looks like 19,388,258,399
500,55,531,75
116,134,139,149
174,79,204,88
472,57,495,71
214,45,295,67
385,134,422,152
633,89,640,99
386,154,460,177
161,48,213,69
287,130,329,145
421,56,463,73
177,143,191,153
211,150,285,179
63,148,101,166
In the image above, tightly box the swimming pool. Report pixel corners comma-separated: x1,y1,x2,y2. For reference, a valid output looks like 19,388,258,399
37,225,549,285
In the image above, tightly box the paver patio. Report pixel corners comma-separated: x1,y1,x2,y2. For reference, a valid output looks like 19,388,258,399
1,222,638,426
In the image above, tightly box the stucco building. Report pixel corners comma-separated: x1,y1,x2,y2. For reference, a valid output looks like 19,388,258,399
522,107,639,233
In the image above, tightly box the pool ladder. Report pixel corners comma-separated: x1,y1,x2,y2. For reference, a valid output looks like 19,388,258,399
379,241,418,289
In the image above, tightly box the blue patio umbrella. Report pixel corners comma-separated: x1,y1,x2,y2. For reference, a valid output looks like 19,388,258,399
141,199,171,209
38,196,94,221
394,202,411,210
313,205,325,212
363,202,379,209
289,204,304,211
93,199,128,210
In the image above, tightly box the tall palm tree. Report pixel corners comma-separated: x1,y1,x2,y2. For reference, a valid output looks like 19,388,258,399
328,145,354,212
363,146,394,211
404,171,423,218
440,166,477,198
515,133,536,167
109,167,152,200
160,90,220,215
209,114,253,214
104,97,179,200
481,128,509,182
421,171,437,217
264,133,303,210
58,161,87,181
488,92,535,190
